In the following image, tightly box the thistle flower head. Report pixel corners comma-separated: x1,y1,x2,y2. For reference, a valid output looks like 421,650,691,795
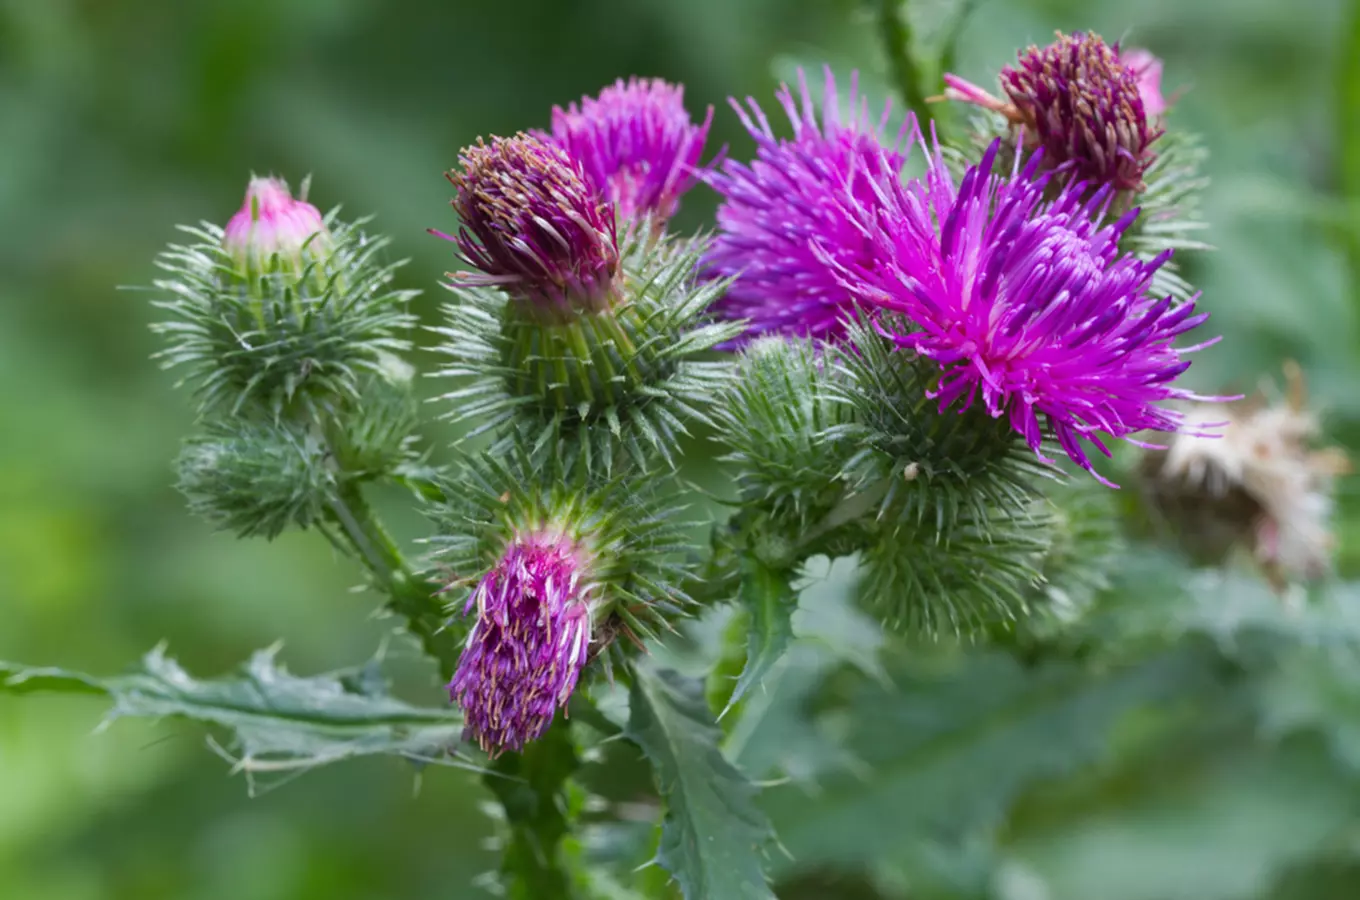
449,531,595,755
441,133,620,319
1145,363,1351,585
221,176,331,283
827,140,1220,485
704,67,908,342
548,77,713,223
945,32,1161,192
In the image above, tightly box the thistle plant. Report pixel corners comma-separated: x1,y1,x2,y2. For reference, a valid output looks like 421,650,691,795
5,12,1354,900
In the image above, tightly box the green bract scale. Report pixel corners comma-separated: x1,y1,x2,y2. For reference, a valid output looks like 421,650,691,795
434,231,739,468
428,432,693,663
150,176,418,419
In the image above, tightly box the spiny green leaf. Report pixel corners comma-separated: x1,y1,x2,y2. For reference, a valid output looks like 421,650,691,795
626,662,776,900
723,561,797,718
1,645,465,792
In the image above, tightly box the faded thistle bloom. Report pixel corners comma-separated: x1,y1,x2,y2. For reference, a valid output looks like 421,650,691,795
827,140,1219,485
704,67,908,342
1144,363,1350,586
222,176,331,283
943,32,1163,191
449,532,596,755
437,133,620,320
548,77,713,223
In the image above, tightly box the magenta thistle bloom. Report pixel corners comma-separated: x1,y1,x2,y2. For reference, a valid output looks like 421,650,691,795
828,140,1219,485
437,133,620,320
449,533,595,755
548,77,713,223
944,32,1161,192
704,68,908,342
222,176,330,280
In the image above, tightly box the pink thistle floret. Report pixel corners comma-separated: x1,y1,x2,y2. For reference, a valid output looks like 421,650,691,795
826,139,1222,486
704,67,910,343
449,533,595,756
222,176,330,277
548,77,713,223
1119,48,1167,118
437,133,620,320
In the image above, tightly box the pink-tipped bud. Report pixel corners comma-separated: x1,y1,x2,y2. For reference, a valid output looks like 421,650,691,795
222,176,332,284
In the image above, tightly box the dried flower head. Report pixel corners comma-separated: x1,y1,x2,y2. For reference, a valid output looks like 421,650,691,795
704,67,908,342
826,140,1219,485
944,32,1162,191
548,77,713,223
1145,362,1351,585
221,176,331,283
449,532,595,755
438,133,620,319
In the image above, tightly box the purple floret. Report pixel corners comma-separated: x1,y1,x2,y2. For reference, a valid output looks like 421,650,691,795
549,77,713,223
704,67,910,343
826,139,1220,485
449,534,594,755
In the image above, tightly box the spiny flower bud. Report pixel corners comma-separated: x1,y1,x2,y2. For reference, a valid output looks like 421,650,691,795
944,32,1162,192
222,176,332,285
439,133,620,320
449,532,595,755
548,77,713,224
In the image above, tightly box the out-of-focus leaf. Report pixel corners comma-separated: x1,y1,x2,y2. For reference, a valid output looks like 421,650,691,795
1260,647,1360,774
1009,739,1357,900
764,646,1221,869
723,560,796,717
626,662,775,900
1,645,466,790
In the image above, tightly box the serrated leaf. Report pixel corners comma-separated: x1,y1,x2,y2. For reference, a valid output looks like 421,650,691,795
723,561,796,718
626,662,776,900
1,645,465,790
763,647,1222,869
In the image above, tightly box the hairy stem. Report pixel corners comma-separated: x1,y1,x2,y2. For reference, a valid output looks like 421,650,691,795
484,718,581,900
328,479,463,682
876,0,932,129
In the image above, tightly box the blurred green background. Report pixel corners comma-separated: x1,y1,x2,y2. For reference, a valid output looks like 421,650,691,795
2,0,1359,898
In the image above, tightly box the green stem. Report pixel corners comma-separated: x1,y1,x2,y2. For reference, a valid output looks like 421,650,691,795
1340,0,1360,308
876,0,932,130
483,718,581,900
328,479,463,682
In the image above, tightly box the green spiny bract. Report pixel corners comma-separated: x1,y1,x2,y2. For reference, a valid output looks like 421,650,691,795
826,317,1050,533
430,230,740,470
150,212,417,420
712,336,858,537
176,418,336,540
325,351,421,478
426,428,696,652
1119,131,1211,303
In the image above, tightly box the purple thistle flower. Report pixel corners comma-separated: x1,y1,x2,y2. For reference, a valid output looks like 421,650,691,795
704,67,908,342
826,139,1220,486
436,133,620,320
449,533,595,756
222,176,331,280
548,77,713,223
944,32,1162,192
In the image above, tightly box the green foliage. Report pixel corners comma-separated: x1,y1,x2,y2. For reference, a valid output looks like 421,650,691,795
724,560,798,716
625,663,777,900
0,646,466,793
431,232,740,470
150,215,418,419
